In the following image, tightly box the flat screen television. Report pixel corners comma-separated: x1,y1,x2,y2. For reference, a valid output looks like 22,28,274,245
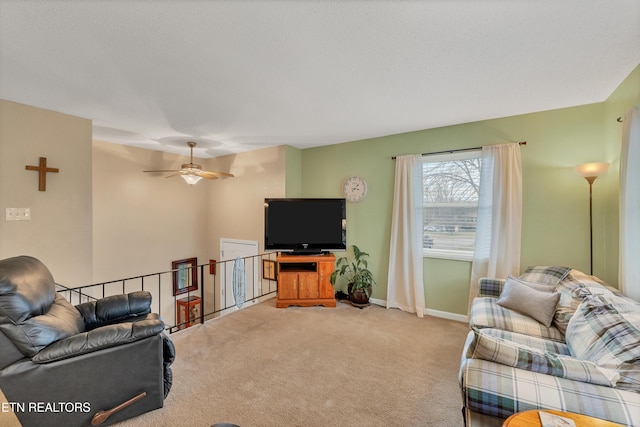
264,198,346,254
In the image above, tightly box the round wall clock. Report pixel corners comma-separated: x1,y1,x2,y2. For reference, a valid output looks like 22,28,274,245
342,176,368,202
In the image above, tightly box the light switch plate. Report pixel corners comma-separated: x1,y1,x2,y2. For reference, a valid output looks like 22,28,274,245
5,208,31,221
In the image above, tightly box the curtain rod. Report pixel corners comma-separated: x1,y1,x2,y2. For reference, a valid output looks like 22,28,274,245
391,141,526,160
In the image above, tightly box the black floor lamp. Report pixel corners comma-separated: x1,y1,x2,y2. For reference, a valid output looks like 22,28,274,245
575,162,609,275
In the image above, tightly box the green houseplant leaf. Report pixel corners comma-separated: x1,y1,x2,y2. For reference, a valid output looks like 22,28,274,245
329,245,375,297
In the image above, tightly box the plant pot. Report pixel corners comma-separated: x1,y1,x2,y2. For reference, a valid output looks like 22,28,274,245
348,284,370,307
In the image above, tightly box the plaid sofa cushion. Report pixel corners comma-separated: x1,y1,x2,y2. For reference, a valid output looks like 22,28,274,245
553,269,620,334
566,293,640,391
470,297,565,342
460,357,640,426
519,265,571,286
469,330,619,387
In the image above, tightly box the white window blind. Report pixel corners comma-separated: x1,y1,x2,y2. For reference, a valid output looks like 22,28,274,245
422,150,481,260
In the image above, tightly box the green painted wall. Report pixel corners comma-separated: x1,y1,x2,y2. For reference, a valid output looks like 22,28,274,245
301,65,640,316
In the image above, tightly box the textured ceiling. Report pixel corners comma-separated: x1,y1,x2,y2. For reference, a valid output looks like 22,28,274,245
1,1,639,158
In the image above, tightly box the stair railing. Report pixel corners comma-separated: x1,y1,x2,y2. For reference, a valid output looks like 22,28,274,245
56,253,279,333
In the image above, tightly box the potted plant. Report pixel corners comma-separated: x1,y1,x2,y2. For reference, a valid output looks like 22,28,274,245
330,245,375,307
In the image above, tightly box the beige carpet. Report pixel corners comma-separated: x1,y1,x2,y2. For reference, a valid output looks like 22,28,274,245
116,298,470,427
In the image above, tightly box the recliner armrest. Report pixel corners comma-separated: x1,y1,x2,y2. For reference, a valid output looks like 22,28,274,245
32,315,164,364
76,291,152,330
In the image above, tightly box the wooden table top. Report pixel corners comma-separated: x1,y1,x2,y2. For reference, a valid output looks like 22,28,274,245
503,410,625,427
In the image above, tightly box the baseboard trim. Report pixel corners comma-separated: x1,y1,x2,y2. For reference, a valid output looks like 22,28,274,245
369,297,386,307
424,308,468,323
369,298,468,323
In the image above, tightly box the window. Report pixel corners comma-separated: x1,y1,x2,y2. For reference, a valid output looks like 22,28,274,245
422,150,481,260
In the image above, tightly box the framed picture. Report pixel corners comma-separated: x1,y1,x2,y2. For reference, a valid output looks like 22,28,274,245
262,259,277,281
172,257,198,296
209,259,217,275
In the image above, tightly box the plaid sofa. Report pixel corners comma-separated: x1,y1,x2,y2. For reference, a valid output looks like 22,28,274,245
459,268,640,426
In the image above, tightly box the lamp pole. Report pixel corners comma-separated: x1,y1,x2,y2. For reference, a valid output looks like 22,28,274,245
575,162,609,277
585,176,596,275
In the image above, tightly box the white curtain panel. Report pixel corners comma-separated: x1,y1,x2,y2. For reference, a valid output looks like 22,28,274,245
387,154,425,317
468,143,522,313
619,103,640,301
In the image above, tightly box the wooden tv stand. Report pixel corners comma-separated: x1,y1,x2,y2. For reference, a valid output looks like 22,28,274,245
276,253,336,308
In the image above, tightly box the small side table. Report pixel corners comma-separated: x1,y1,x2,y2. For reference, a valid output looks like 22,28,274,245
176,296,201,330
503,410,625,427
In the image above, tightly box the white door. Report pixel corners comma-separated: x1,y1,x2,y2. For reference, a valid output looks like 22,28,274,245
220,238,259,313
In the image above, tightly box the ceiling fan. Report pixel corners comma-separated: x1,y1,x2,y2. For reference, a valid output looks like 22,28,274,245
143,141,234,185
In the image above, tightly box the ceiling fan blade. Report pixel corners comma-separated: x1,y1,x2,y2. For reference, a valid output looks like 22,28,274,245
199,174,220,180
164,171,184,179
143,169,182,173
198,170,235,178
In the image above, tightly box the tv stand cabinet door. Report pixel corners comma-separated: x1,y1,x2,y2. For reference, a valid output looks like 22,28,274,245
318,261,335,299
297,272,319,299
278,274,299,300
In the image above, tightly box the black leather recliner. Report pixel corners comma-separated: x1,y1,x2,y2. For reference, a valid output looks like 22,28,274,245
0,255,175,427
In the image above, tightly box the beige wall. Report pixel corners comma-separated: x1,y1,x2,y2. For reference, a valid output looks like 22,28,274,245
92,141,288,316
205,145,288,259
92,140,210,281
198,145,288,313
92,140,212,317
0,100,93,286
284,145,303,197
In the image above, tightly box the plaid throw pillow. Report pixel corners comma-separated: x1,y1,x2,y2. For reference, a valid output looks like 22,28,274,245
519,265,571,286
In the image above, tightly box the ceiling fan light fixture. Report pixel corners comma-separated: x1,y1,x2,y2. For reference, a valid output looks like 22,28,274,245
181,173,202,185
143,141,233,184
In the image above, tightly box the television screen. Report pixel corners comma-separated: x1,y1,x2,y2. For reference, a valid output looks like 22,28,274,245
264,198,346,253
